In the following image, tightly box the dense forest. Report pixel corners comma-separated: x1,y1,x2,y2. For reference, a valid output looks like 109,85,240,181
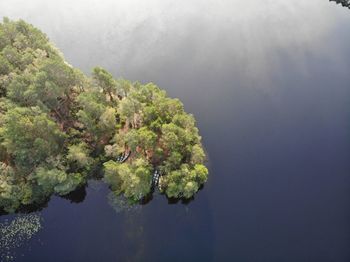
0,18,208,213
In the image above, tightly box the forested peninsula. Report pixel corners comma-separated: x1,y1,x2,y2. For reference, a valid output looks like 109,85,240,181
0,18,208,213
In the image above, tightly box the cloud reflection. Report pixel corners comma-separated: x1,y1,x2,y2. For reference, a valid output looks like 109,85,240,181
0,0,347,90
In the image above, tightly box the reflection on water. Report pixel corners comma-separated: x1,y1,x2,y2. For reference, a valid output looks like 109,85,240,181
107,192,142,213
120,210,146,262
0,0,342,86
330,0,350,9
0,214,42,261
0,0,350,261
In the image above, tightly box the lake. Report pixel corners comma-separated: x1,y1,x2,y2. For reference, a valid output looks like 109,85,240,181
1,0,350,261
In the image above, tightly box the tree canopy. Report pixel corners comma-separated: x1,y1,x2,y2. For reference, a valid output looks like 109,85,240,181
0,18,208,213
329,0,350,9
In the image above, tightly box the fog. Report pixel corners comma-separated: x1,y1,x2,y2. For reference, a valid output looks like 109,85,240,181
1,0,348,86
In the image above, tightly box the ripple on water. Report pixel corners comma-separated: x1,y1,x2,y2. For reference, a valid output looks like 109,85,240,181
0,213,42,261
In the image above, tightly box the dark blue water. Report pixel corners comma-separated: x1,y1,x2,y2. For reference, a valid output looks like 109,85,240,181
1,0,350,261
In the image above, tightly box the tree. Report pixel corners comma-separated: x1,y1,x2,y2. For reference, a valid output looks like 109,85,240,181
124,129,140,152
191,144,206,165
104,157,152,202
191,164,208,184
183,181,199,199
6,72,33,105
0,54,13,75
115,79,132,98
76,90,114,142
165,182,179,198
104,160,122,191
137,127,157,153
32,58,81,116
0,106,66,169
120,157,152,201
67,142,93,168
0,162,22,212
118,96,142,128
35,166,83,196
99,107,117,137
160,123,182,151
92,67,117,101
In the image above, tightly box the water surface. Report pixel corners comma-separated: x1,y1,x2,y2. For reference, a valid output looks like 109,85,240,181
1,0,350,261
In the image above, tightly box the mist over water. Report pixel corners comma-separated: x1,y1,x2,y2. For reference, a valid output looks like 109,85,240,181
0,0,347,81
1,0,350,261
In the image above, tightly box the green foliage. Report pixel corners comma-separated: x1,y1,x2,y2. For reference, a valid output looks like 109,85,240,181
92,67,117,101
35,166,84,195
0,106,66,169
67,142,93,168
162,164,206,199
0,18,208,212
191,144,206,165
104,157,152,201
103,160,122,190
124,129,140,152
104,75,209,200
118,96,142,128
0,54,13,75
137,127,157,152
76,90,116,143
0,163,22,212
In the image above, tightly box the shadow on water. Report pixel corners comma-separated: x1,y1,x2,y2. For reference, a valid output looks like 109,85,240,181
0,185,86,216
60,185,87,204
0,176,203,216
0,201,49,216
140,183,205,205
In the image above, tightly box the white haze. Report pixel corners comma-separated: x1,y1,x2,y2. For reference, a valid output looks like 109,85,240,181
0,0,348,88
